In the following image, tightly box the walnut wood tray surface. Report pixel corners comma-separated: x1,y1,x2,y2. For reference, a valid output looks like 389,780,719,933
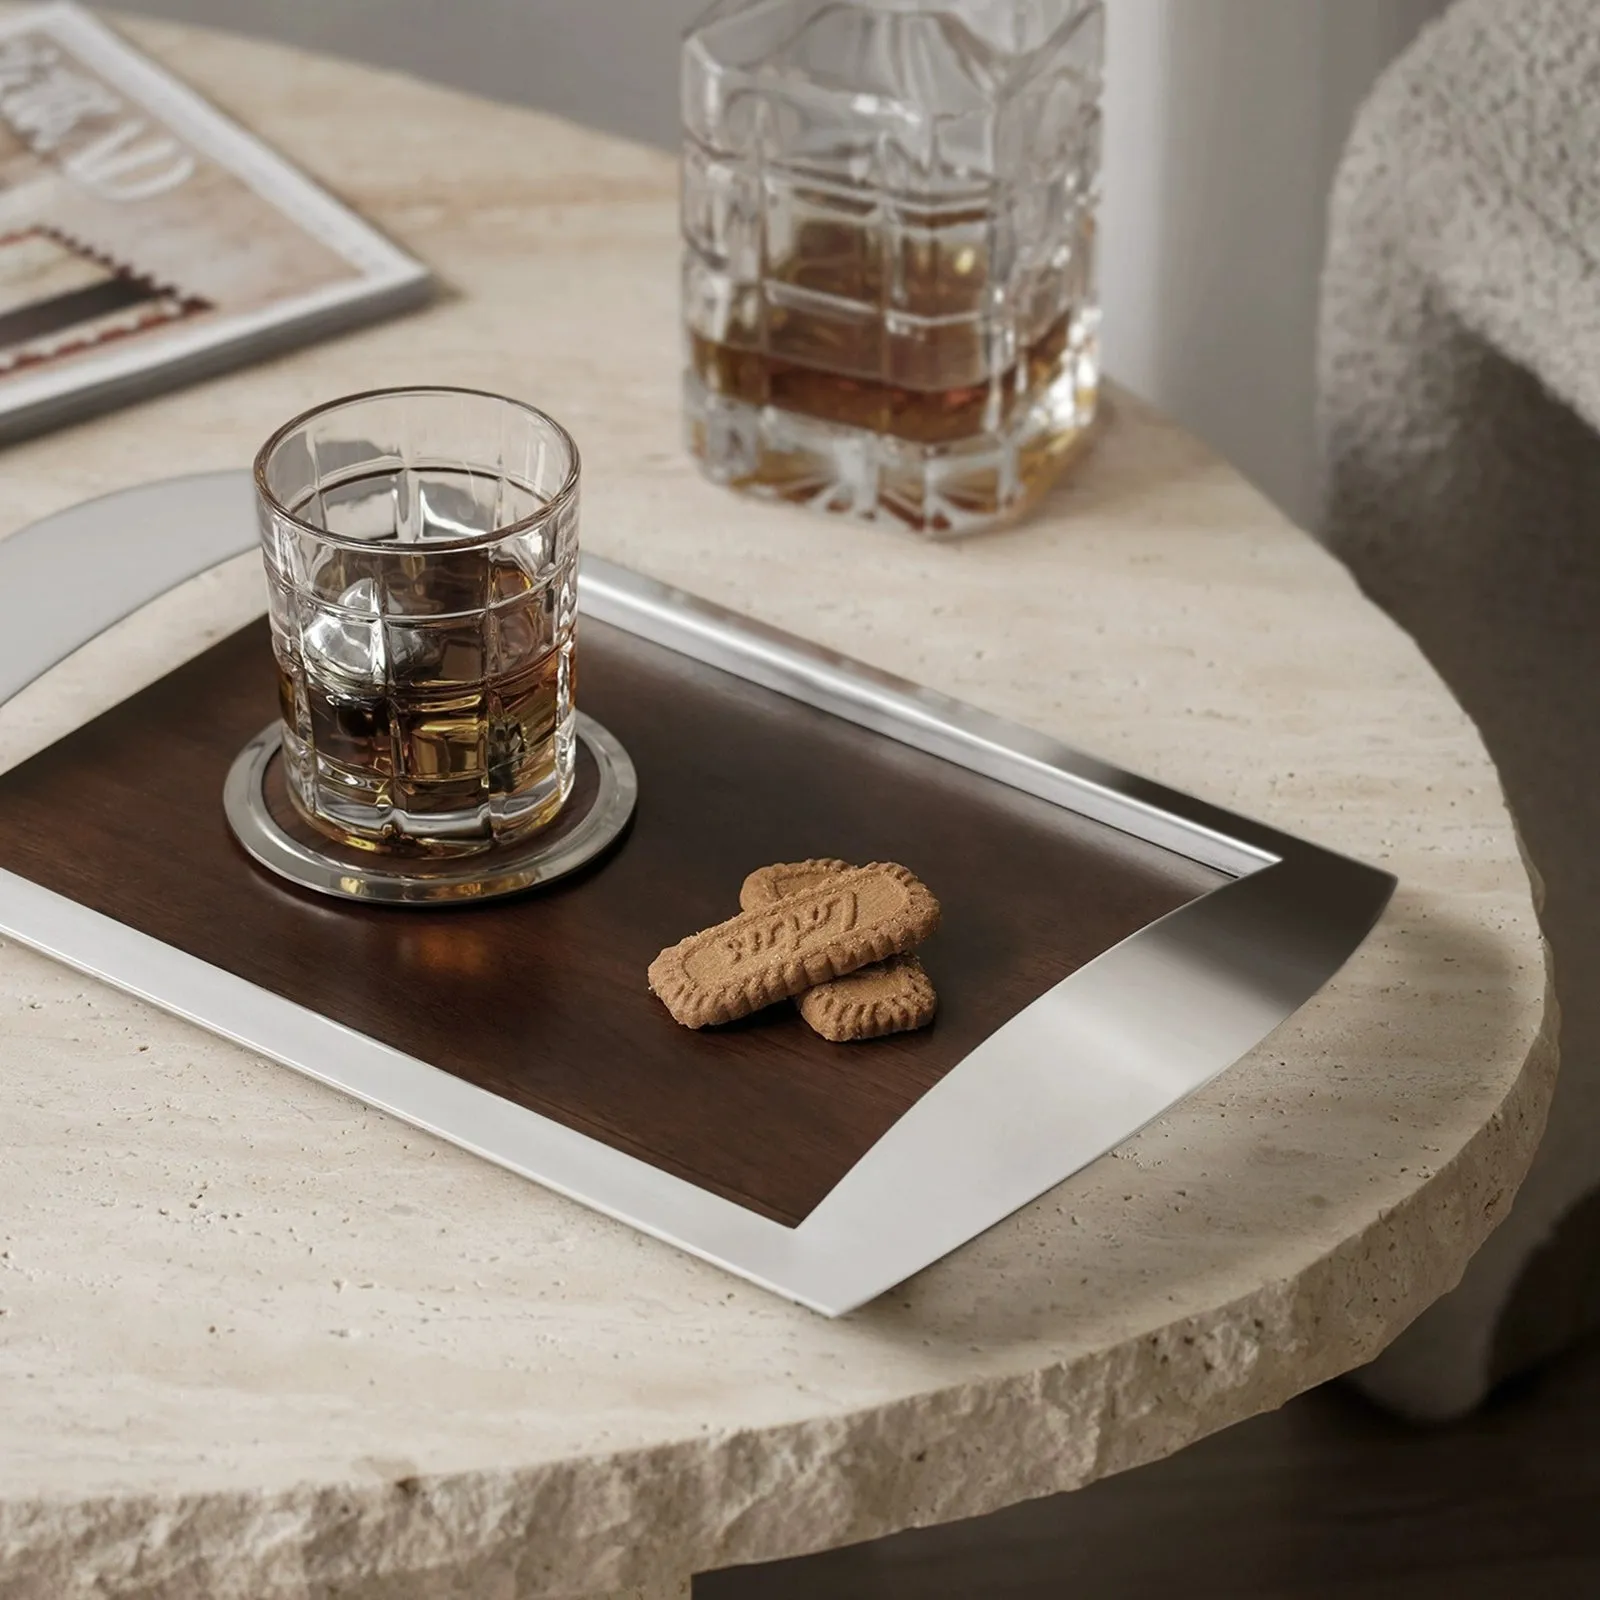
0,617,1221,1227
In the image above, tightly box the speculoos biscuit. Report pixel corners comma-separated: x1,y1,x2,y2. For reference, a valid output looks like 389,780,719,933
741,859,938,1041
796,953,937,1042
648,862,940,1029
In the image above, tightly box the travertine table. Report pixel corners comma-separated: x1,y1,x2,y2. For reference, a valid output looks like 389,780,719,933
0,17,1555,1600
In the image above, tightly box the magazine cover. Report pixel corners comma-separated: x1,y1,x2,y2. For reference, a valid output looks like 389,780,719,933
0,2,430,441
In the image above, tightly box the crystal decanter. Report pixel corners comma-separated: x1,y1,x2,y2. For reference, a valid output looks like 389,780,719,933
681,0,1104,535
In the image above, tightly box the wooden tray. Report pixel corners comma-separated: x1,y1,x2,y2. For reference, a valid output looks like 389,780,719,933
0,474,1396,1312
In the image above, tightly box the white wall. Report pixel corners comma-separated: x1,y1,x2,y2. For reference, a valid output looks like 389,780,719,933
112,0,1449,527
1101,0,1448,523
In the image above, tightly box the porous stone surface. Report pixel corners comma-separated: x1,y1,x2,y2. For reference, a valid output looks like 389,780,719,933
0,13,1554,1600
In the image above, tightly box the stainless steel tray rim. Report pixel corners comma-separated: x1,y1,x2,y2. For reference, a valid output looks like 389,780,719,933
0,471,1396,1315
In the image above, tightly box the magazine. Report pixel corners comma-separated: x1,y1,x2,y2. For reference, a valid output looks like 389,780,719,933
0,2,430,442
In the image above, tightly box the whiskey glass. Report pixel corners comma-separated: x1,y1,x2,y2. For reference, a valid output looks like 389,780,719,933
682,0,1105,535
254,387,579,856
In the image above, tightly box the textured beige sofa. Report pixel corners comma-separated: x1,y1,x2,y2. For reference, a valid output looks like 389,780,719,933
1319,0,1600,1419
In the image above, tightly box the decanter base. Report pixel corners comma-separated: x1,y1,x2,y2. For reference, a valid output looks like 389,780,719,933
685,364,1100,539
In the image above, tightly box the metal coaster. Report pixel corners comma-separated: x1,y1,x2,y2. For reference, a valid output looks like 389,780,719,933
223,713,637,906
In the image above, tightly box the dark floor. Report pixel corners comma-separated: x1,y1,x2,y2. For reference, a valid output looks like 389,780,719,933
702,1338,1600,1600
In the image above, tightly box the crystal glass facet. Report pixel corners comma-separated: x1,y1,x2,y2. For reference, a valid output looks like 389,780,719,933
681,0,1104,536
254,388,580,856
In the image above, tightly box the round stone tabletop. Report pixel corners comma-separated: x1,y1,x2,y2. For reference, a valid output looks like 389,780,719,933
0,16,1554,1600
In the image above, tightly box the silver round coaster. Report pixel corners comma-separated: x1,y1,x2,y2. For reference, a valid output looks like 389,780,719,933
224,713,637,906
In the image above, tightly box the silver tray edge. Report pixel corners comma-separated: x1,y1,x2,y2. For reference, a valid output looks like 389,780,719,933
0,471,1395,1314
